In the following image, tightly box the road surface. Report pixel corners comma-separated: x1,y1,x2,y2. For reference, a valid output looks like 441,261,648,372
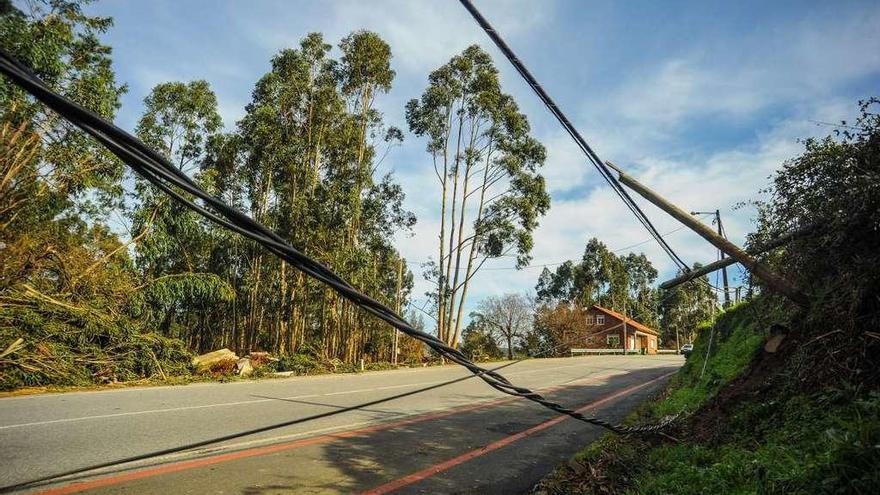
0,355,682,494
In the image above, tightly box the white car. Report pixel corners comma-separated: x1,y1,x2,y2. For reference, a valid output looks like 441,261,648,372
680,343,694,355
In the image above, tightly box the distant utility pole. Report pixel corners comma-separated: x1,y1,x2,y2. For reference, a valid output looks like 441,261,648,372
691,210,731,308
622,298,628,356
392,258,404,366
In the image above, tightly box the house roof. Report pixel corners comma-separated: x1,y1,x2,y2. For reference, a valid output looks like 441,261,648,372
591,305,659,336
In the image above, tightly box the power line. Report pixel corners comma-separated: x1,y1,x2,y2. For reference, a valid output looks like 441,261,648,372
0,48,676,443
457,0,690,273
406,215,709,272
483,217,709,271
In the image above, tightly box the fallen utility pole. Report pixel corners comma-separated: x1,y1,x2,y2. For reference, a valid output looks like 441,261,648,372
392,258,404,366
660,224,815,290
604,161,809,307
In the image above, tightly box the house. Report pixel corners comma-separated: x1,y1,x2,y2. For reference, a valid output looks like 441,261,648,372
578,305,659,354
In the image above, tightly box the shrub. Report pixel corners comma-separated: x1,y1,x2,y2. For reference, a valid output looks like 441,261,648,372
273,354,328,375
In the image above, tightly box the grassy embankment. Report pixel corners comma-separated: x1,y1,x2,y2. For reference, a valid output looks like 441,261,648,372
535,301,880,494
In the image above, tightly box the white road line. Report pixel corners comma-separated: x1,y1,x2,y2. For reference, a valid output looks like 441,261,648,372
0,361,668,430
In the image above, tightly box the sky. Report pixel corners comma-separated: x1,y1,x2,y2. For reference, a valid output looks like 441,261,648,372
85,0,880,318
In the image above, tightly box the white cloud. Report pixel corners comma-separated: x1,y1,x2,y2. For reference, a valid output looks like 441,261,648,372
600,3,880,132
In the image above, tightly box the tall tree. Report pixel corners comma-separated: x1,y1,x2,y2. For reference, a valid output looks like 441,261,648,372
337,30,395,243
407,45,549,348
131,80,232,349
135,81,222,171
227,32,413,359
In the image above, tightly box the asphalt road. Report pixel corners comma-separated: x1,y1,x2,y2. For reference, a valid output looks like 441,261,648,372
0,355,682,494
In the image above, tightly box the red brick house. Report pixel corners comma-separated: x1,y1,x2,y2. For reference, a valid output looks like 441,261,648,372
577,305,659,354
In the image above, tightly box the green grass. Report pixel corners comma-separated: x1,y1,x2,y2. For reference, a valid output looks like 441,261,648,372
634,391,880,495
651,303,765,418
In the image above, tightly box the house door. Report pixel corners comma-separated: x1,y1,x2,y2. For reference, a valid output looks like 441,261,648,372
627,335,635,350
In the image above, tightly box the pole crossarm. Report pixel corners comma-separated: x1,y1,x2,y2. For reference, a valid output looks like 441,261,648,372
603,161,809,307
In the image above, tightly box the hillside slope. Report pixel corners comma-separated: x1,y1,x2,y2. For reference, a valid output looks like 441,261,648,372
534,300,880,494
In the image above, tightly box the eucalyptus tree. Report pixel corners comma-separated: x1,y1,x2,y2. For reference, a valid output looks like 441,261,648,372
1,0,127,222
131,80,231,348
535,238,632,309
337,30,395,243
233,32,413,359
136,80,222,171
535,238,662,342
622,252,659,327
406,45,549,348
236,34,340,353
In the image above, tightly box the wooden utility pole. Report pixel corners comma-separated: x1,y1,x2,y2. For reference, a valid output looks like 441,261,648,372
392,258,403,365
622,299,628,355
691,210,731,307
604,161,808,308
715,210,731,308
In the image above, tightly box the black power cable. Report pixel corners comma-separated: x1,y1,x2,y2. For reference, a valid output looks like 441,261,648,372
0,50,677,438
457,0,690,273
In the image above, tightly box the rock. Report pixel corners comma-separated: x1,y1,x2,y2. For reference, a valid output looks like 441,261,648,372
764,333,786,353
236,358,254,377
192,348,239,371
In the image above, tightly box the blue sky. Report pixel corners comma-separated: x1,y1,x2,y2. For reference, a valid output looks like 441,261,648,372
87,0,880,315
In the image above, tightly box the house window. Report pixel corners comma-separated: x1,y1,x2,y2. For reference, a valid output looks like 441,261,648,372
607,334,620,347
585,315,594,325
596,315,605,325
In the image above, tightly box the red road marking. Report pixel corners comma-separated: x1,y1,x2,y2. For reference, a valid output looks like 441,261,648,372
31,370,636,494
360,371,675,495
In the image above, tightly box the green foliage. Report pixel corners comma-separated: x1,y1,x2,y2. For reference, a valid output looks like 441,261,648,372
634,391,880,495
135,80,222,170
273,354,328,375
0,291,192,390
539,295,879,495
460,319,502,361
364,361,396,371
657,269,717,348
534,237,684,353
751,98,880,384
1,0,127,217
653,304,764,417
535,238,658,314
407,44,548,347
0,2,198,390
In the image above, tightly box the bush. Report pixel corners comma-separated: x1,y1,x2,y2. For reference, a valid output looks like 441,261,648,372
364,361,396,371
273,354,328,375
